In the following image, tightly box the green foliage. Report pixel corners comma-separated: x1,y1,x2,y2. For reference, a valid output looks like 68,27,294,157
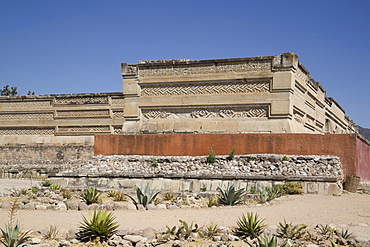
0,223,31,247
226,147,236,161
247,157,257,162
336,228,353,240
202,223,220,239
206,148,217,164
31,187,38,194
200,183,207,192
126,183,160,209
236,213,266,239
163,192,176,201
45,225,59,239
78,209,119,242
113,191,127,202
81,188,101,205
256,186,283,203
255,234,288,247
151,157,158,167
281,156,290,161
317,224,330,235
107,190,116,197
217,183,247,206
249,186,257,194
207,195,218,207
61,189,72,199
20,188,28,195
276,220,307,240
42,180,52,187
0,85,18,96
163,220,202,240
282,182,303,195
50,184,62,191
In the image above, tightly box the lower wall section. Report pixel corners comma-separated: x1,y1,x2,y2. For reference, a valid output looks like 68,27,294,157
357,137,370,181
48,175,340,196
94,133,361,180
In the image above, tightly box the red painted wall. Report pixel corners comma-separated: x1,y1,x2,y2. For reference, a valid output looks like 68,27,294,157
356,137,370,181
94,133,367,179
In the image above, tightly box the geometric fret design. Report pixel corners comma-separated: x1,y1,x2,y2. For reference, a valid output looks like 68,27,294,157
0,127,55,135
141,81,270,97
56,110,110,117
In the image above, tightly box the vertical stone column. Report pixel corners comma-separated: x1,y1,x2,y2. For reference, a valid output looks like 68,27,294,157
121,63,140,133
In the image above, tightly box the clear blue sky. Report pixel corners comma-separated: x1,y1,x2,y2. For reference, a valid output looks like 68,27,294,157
1,1,369,127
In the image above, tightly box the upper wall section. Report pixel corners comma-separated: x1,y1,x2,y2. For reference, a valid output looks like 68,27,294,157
0,93,124,144
121,53,356,134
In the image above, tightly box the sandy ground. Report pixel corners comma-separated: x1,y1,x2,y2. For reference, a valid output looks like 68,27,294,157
0,179,369,240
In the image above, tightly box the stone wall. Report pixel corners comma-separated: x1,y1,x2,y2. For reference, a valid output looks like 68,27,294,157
121,53,356,134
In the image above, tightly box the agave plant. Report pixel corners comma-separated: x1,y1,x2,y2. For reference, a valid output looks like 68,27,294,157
0,222,31,247
126,183,160,209
80,188,101,205
276,220,306,240
255,234,288,247
78,209,119,242
236,212,266,239
217,183,246,205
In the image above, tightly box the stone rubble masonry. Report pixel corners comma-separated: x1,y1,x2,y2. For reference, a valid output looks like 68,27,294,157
0,154,343,195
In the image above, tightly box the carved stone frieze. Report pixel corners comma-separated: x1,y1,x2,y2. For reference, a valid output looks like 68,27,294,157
112,111,124,119
0,127,55,135
56,110,110,117
58,126,110,132
138,61,271,77
54,97,108,105
0,113,53,121
0,101,51,108
141,81,270,97
142,106,268,119
296,65,308,83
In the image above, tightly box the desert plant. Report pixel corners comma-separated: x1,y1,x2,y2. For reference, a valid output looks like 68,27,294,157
42,180,52,187
78,209,119,242
281,182,303,195
45,225,59,239
206,148,217,164
31,187,38,194
81,188,101,205
151,157,158,167
317,224,330,235
61,189,73,199
200,183,207,192
226,147,236,161
255,234,288,247
163,220,202,241
0,223,32,247
20,188,28,195
276,220,306,240
107,190,116,197
247,157,256,162
336,228,353,240
202,223,220,239
0,200,31,247
255,190,269,204
113,191,127,202
281,156,290,161
50,184,62,191
163,192,176,201
207,195,218,207
217,183,247,205
256,186,283,203
236,212,266,239
126,183,160,209
249,186,257,194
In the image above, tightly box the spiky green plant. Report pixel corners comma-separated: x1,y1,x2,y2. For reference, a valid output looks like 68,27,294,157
50,184,62,191
226,147,236,161
206,148,217,164
113,191,127,202
256,234,287,247
217,183,247,205
236,212,266,239
78,210,119,242
337,228,353,240
202,223,220,239
276,220,306,240
126,183,160,209
0,223,31,247
80,188,101,205
42,180,52,187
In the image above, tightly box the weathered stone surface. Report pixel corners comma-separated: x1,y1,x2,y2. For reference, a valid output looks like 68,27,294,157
123,235,144,243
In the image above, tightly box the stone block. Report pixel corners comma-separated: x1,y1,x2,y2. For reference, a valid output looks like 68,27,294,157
306,182,319,194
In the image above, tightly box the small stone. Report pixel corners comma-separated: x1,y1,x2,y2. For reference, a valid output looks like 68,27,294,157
30,237,41,244
35,204,47,210
56,203,67,211
213,236,221,241
59,240,71,247
65,201,78,210
1,202,11,209
123,235,143,243
78,202,88,211
88,204,99,211
142,227,156,240
156,204,167,210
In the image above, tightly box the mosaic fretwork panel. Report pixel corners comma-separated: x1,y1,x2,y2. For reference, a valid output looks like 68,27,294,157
111,98,125,105
0,113,53,121
112,111,124,119
138,61,271,77
58,126,110,132
141,81,270,97
56,110,110,117
142,106,268,119
0,127,55,135
54,97,108,105
0,101,51,108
